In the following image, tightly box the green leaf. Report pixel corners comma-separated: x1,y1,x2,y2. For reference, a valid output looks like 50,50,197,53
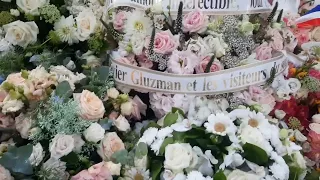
159,137,174,156
111,150,129,164
0,145,33,175
243,143,268,166
94,66,110,81
163,112,178,127
61,152,79,168
305,170,320,180
289,166,304,180
151,160,163,180
99,118,113,130
213,170,227,180
171,107,185,117
135,142,148,159
55,81,72,99
172,131,185,142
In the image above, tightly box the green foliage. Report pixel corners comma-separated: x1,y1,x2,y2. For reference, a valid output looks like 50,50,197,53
30,97,91,142
163,112,179,127
151,160,163,180
159,137,174,155
48,31,61,45
99,118,113,130
87,30,107,54
80,67,114,98
288,165,304,180
0,145,33,175
55,81,73,100
305,170,320,180
243,143,268,166
301,76,320,92
0,11,15,26
0,52,25,77
39,4,61,24
24,13,36,21
135,142,148,159
213,171,227,180
111,150,134,166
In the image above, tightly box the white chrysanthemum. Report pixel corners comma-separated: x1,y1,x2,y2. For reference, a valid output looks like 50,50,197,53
204,113,236,136
269,163,288,180
124,11,152,36
54,16,79,45
186,171,211,180
139,127,158,145
124,167,151,180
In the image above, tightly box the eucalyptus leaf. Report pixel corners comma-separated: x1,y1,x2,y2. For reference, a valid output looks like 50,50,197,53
55,81,73,99
99,118,113,130
111,150,134,165
0,145,33,175
243,143,268,166
171,107,185,117
163,112,178,127
159,137,174,156
135,142,148,159
151,160,163,180
213,170,227,180
94,66,110,81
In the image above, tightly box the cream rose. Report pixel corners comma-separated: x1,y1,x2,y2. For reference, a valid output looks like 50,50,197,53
227,169,261,180
16,0,49,15
107,88,119,99
120,101,133,116
74,90,105,121
3,20,39,48
0,165,14,180
311,27,320,42
114,115,131,132
97,132,125,160
15,113,32,139
76,9,97,41
29,143,44,166
83,123,105,143
49,134,75,159
164,143,194,172
105,161,121,176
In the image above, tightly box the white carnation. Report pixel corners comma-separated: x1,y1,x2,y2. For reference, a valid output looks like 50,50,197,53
84,123,105,143
139,127,158,145
29,143,44,166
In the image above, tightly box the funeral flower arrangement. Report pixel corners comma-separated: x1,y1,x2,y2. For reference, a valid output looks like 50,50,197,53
0,0,319,179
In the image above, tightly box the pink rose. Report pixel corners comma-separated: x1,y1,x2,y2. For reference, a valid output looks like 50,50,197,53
136,51,153,69
183,10,208,33
150,93,174,118
131,95,147,120
74,90,105,121
88,162,112,180
246,86,276,113
154,30,179,54
97,132,125,160
108,111,119,120
294,28,311,46
309,69,320,80
307,123,320,161
116,54,138,66
167,50,199,74
71,170,94,180
256,42,273,60
113,11,127,31
196,56,224,73
0,165,14,180
0,113,14,128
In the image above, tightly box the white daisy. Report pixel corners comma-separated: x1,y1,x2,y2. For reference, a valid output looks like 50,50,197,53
204,113,236,136
123,167,151,180
54,15,79,45
239,111,269,130
124,11,153,36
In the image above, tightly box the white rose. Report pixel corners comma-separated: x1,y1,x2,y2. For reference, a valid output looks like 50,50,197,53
312,114,320,124
84,123,105,143
105,161,121,176
164,143,194,172
1,96,24,114
29,143,44,166
107,88,120,99
114,115,131,132
151,2,163,14
203,35,228,58
240,126,273,154
10,9,20,16
16,0,48,15
49,134,74,159
76,9,97,41
120,101,133,116
3,20,39,48
227,169,261,180
186,37,210,56
15,113,32,139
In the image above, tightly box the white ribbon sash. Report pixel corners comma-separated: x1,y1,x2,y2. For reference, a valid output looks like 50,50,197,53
111,52,288,95
106,0,273,15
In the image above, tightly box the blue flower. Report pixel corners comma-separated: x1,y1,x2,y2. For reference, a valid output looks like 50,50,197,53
0,76,4,84
52,96,63,103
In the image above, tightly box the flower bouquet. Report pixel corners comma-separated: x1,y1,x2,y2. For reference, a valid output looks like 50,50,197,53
0,0,319,180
